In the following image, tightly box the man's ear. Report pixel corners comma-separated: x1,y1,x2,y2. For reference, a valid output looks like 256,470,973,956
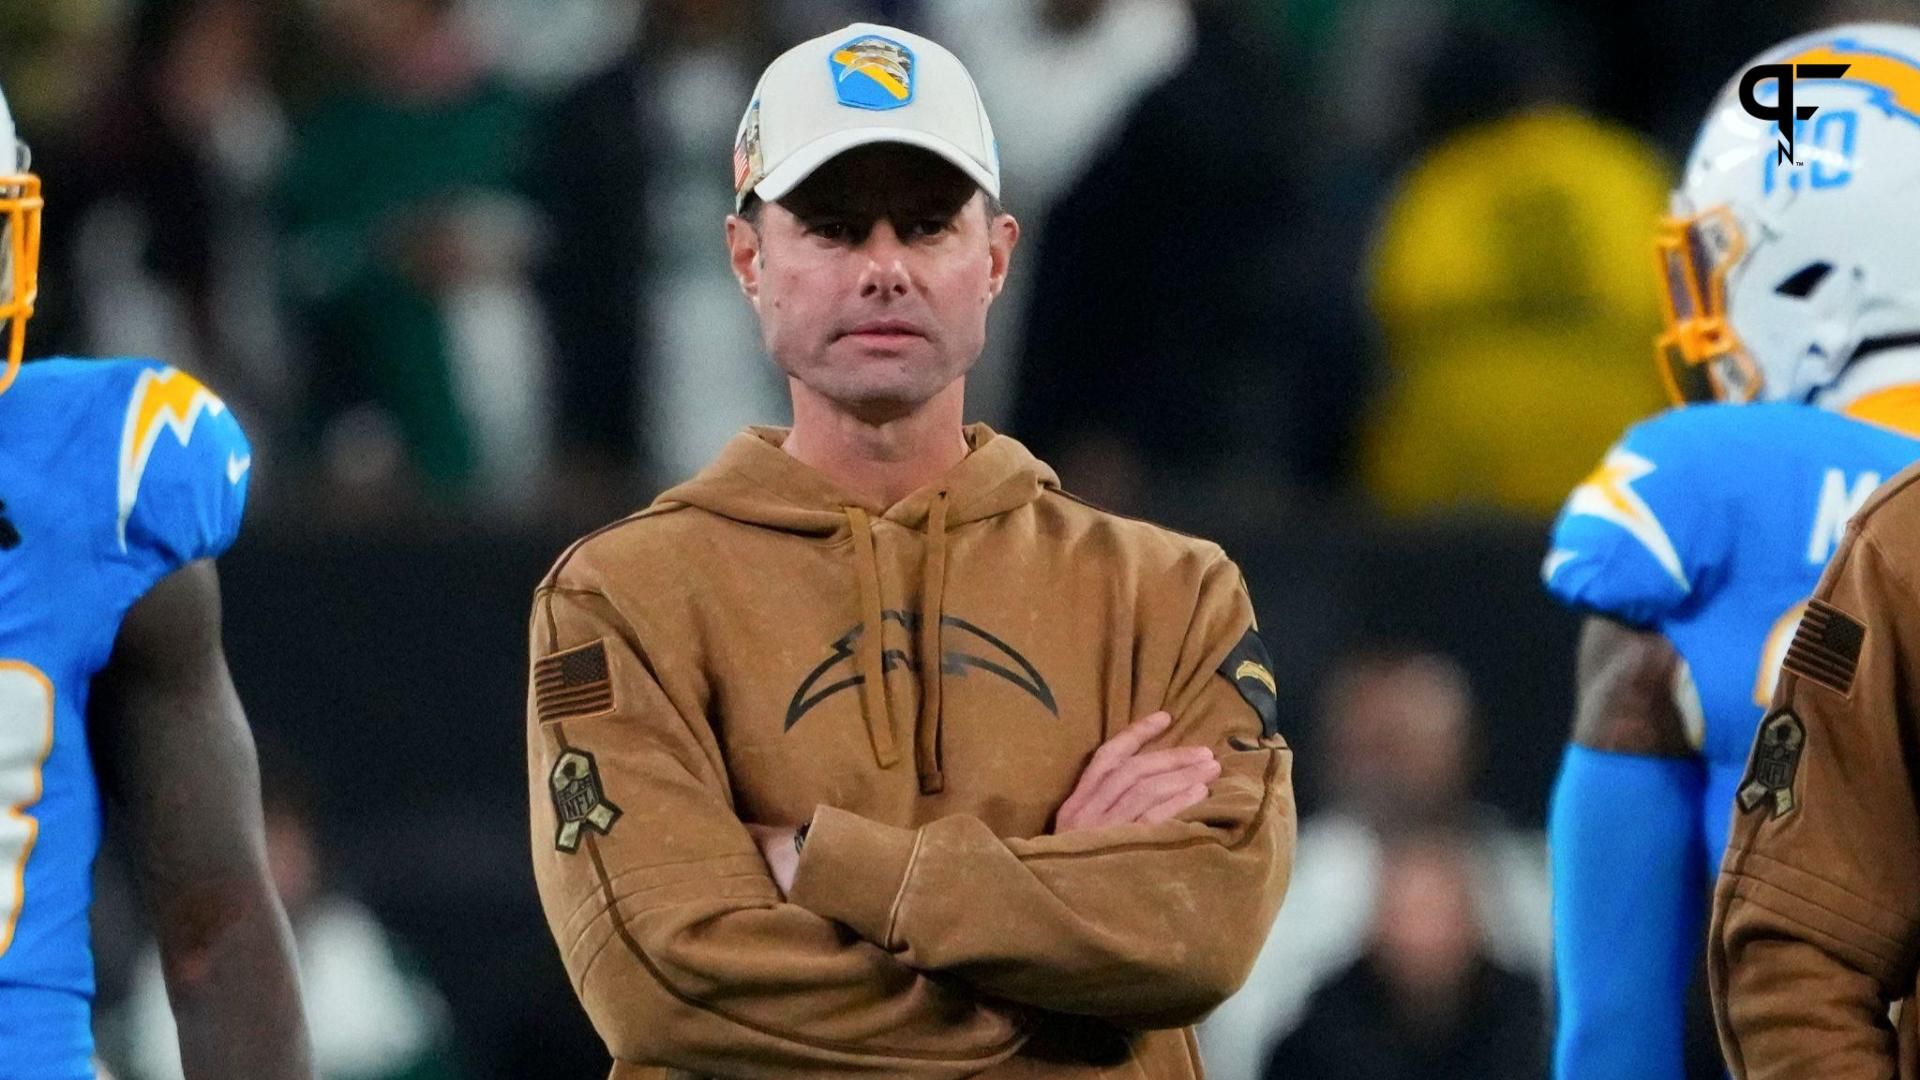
986,210,1019,300
726,214,762,308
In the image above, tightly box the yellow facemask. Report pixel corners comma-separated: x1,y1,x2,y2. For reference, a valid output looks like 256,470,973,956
0,163,42,397
1653,205,1759,404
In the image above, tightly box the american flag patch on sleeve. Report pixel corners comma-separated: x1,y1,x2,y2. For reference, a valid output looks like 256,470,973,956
1782,599,1865,697
535,641,615,721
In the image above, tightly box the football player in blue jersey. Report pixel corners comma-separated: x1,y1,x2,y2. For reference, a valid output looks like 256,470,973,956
0,86,311,1077
1541,22,1920,1080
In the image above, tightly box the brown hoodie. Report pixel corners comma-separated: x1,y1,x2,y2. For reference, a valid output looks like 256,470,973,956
527,424,1296,1079
1710,460,1920,1078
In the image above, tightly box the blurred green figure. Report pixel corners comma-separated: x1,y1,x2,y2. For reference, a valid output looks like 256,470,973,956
277,0,539,501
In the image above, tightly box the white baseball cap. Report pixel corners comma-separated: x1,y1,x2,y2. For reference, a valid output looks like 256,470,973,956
732,22,1000,212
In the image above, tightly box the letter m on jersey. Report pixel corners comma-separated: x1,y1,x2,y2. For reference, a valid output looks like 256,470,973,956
1807,469,1879,564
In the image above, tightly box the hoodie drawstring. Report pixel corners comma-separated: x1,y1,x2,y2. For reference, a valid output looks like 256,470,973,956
845,507,899,769
844,493,951,793
915,490,950,794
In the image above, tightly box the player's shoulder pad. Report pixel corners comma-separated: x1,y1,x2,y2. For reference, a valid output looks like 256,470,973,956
1541,405,1750,626
1616,400,1789,475
108,359,251,570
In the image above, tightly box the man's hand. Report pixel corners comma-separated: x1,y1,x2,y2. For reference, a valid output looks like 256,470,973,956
1053,711,1219,834
745,824,801,896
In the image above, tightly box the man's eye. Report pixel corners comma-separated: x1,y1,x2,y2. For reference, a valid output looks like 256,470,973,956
811,222,850,240
906,219,949,239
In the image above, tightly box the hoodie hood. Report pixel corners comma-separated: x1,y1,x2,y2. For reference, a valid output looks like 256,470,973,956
654,423,1058,537
652,423,1058,794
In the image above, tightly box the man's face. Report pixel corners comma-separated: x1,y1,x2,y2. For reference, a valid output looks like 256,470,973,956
1325,661,1473,821
727,145,1018,421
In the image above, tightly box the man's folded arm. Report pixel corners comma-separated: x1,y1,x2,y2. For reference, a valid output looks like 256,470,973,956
529,583,1030,1078
788,556,1297,1026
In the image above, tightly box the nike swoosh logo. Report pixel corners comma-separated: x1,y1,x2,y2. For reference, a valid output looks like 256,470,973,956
227,453,252,485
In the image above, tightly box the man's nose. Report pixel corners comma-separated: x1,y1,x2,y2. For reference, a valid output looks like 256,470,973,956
857,223,911,298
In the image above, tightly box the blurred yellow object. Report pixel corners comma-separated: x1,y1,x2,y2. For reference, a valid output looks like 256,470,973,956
1364,106,1673,517
0,0,129,132
0,168,41,398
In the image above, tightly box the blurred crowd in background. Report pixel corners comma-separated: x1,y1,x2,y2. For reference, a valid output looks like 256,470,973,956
4,0,1907,1076
20,0,1896,526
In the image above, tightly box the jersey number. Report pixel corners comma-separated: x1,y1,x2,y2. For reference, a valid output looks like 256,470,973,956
0,661,54,958
1763,109,1858,194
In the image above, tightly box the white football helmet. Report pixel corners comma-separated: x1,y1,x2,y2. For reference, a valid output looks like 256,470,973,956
0,84,42,397
1658,22,1920,406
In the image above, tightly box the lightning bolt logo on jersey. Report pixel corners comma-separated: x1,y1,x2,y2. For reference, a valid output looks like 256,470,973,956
0,358,249,1077
1544,400,1920,865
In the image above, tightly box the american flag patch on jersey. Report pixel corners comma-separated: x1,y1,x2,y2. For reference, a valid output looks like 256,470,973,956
1783,599,1865,696
535,641,614,721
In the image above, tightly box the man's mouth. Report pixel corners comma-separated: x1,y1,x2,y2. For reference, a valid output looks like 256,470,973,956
842,319,927,344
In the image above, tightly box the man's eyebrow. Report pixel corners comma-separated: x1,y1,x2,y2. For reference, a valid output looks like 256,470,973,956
791,207,859,224
890,199,970,219
786,198,968,225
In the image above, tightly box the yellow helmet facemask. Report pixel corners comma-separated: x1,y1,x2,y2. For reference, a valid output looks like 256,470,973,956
1653,205,1759,404
0,152,43,398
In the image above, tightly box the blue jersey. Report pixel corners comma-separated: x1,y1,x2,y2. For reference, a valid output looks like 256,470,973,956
1545,401,1920,870
0,358,248,1078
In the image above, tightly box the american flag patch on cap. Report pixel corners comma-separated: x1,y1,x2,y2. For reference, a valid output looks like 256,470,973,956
1783,599,1865,696
535,641,615,721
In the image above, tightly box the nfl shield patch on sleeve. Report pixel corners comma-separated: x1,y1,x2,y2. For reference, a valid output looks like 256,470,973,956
1737,709,1805,820
550,749,621,853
